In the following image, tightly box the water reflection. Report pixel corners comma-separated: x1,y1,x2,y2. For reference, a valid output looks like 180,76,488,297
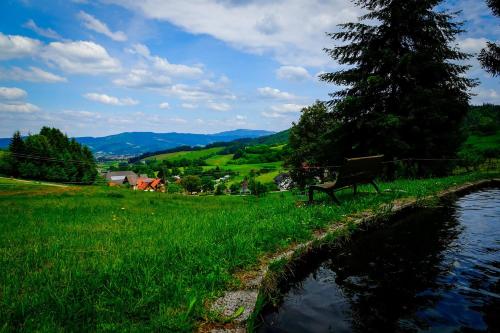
259,188,500,333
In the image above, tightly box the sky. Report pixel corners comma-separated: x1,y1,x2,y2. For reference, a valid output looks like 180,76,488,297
0,0,498,138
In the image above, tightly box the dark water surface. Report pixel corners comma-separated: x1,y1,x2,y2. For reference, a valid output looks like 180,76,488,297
259,188,500,333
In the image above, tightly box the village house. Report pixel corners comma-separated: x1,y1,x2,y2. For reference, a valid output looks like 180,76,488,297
105,171,138,187
105,171,164,192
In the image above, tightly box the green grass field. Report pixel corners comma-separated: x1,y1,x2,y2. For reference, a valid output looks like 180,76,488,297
202,161,284,185
204,154,234,166
0,171,497,332
143,147,224,162
140,145,285,186
464,132,500,153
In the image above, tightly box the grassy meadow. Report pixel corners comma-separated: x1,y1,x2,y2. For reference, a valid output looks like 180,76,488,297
141,144,286,187
1,171,498,332
143,147,224,162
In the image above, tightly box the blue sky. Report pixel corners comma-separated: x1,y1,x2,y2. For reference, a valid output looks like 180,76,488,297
0,0,498,137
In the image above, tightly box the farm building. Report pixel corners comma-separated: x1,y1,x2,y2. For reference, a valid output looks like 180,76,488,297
105,171,138,186
105,171,164,192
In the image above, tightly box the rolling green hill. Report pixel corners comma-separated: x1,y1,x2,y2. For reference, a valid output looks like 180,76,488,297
143,147,224,162
247,129,290,145
139,141,287,186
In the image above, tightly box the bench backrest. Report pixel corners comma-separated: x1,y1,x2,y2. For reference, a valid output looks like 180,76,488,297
336,155,384,187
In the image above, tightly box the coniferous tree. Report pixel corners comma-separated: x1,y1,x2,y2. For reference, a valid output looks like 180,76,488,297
6,127,97,183
8,131,25,177
479,0,500,76
320,0,477,176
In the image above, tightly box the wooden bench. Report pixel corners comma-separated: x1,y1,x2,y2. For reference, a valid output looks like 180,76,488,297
308,155,384,203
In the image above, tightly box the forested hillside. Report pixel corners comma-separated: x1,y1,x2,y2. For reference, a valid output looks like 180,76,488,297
0,127,97,183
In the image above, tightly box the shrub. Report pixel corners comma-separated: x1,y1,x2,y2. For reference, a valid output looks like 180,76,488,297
249,178,267,196
215,182,227,195
201,176,215,192
229,183,240,194
167,182,184,194
181,175,202,193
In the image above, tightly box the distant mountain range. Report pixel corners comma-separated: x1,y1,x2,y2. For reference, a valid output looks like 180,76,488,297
0,129,274,157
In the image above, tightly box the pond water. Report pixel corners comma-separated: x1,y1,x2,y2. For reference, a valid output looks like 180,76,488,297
259,188,500,333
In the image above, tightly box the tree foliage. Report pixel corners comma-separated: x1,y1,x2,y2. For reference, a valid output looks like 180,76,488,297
291,0,476,180
181,175,202,193
4,127,97,183
287,101,340,186
479,0,500,76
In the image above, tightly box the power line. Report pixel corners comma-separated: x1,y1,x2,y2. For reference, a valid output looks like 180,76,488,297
8,152,95,165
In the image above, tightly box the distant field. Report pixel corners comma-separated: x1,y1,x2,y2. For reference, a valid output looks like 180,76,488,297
202,161,284,184
204,154,234,166
464,132,500,153
1,172,497,331
143,147,224,162
143,145,285,185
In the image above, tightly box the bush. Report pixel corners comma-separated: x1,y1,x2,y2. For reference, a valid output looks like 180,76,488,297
181,175,202,193
458,148,486,171
215,182,226,195
201,176,215,192
167,182,184,194
249,178,267,196
266,182,278,192
229,183,240,194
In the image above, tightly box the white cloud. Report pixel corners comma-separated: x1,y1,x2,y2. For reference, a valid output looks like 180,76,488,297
62,109,102,120
471,87,500,104
236,115,247,121
42,40,121,74
0,87,39,113
113,68,171,88
106,0,361,66
0,32,41,60
165,83,235,102
181,103,197,109
114,43,204,89
0,87,27,100
152,55,203,78
276,66,312,81
169,117,187,124
262,103,306,118
78,11,127,42
208,101,231,111
159,102,170,109
258,86,296,100
0,102,40,113
458,37,489,54
0,66,67,83
23,19,62,39
128,43,203,78
116,44,236,112
84,92,139,106
261,111,284,118
271,103,307,113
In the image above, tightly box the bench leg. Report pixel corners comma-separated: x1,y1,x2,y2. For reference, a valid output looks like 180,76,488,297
353,184,357,195
328,190,340,204
371,180,381,194
308,187,315,203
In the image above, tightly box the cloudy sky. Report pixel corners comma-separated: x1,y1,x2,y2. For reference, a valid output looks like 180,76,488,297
0,0,498,137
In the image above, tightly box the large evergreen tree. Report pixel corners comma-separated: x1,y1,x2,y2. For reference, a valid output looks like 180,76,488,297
6,127,97,183
479,0,500,76
319,0,477,176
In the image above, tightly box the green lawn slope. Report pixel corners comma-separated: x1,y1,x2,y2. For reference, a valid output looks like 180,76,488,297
0,171,498,331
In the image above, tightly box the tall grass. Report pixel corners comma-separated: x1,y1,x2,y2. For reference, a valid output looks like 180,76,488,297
0,172,497,331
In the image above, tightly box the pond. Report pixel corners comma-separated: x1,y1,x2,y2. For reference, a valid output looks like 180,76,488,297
258,188,500,333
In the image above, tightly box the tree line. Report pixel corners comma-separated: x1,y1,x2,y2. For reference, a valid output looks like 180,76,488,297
0,127,97,183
